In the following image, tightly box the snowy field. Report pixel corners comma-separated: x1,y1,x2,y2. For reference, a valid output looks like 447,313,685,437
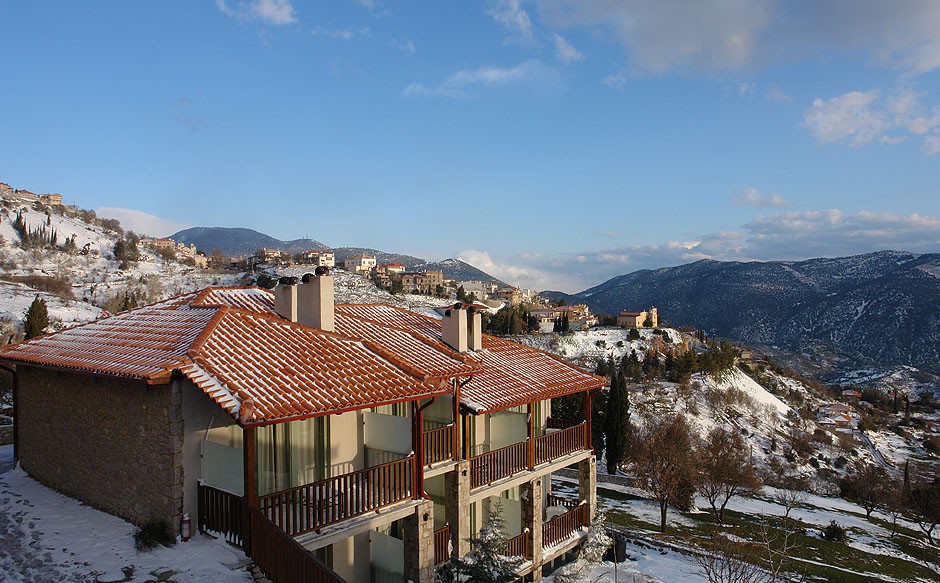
0,445,252,583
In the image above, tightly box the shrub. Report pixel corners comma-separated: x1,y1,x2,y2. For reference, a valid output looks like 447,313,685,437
133,521,174,552
924,436,940,455
821,520,847,542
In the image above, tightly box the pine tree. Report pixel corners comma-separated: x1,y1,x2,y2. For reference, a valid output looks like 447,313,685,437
435,502,522,582
23,295,49,339
604,366,631,475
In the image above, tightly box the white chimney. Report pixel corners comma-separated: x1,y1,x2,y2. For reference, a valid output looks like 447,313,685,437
274,277,299,322
468,308,483,351
298,268,334,332
442,304,468,353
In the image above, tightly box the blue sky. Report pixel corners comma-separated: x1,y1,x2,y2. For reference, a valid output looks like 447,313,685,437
2,1,939,292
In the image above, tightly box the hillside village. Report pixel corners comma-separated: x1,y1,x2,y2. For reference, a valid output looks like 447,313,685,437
0,182,938,582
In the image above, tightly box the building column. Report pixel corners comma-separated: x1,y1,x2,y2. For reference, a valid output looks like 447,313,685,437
578,455,597,522
404,499,435,583
445,460,471,558
522,476,543,570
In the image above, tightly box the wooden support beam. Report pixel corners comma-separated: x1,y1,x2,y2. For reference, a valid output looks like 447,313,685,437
583,390,594,451
452,379,460,461
527,402,535,471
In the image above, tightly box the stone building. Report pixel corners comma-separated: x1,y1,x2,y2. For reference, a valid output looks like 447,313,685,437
616,307,658,328
1,274,604,583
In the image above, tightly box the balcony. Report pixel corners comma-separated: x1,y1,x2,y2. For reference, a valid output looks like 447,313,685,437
259,456,414,537
470,422,587,489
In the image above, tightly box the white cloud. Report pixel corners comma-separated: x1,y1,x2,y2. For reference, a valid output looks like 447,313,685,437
803,87,940,153
601,72,626,91
764,85,792,103
732,186,790,209
552,33,584,64
537,1,940,75
487,0,535,45
488,209,940,292
391,38,416,55
456,249,585,293
737,81,757,98
404,60,555,98
312,26,370,41
803,90,887,146
538,0,771,74
216,0,296,25
95,208,190,238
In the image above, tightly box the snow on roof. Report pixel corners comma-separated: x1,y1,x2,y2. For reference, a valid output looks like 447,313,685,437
2,286,605,423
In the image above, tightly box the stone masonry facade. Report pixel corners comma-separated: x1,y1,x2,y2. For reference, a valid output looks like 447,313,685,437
15,366,184,535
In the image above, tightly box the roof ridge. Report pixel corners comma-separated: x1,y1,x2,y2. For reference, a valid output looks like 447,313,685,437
191,285,273,308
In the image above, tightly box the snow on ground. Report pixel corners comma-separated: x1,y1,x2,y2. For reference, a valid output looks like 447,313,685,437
0,445,251,583
0,280,103,328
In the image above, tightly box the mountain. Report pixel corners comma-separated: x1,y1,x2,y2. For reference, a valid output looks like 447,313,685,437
414,258,505,285
546,251,940,370
169,229,504,283
170,227,328,257
331,247,425,267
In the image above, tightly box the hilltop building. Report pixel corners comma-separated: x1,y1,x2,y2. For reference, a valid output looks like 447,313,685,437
617,307,658,328
303,250,335,267
343,254,376,275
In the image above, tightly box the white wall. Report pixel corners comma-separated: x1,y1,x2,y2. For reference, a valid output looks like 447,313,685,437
181,380,239,518
330,410,363,475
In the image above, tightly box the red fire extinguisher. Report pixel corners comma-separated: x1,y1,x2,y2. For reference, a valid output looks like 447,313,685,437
181,513,191,542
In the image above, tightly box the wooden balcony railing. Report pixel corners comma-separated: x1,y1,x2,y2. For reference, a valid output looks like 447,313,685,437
470,441,528,489
248,507,344,583
197,483,344,583
542,503,587,549
433,524,451,565
423,424,454,466
198,482,245,546
547,494,579,509
535,422,586,465
503,530,531,559
259,456,413,537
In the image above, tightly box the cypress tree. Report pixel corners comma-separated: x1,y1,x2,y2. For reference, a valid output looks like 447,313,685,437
604,366,631,475
23,295,49,339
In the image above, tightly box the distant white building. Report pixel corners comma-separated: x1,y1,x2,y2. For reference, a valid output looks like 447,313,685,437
343,254,376,275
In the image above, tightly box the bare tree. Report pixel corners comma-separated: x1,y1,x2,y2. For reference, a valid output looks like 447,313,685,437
759,488,807,583
633,414,698,533
908,479,940,546
839,461,889,519
698,426,762,524
692,533,765,583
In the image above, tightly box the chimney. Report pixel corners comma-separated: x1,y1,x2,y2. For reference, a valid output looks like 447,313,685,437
467,306,483,351
442,303,468,353
274,276,299,322
298,267,335,332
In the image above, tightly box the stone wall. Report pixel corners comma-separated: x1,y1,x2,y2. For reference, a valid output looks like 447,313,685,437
16,366,184,535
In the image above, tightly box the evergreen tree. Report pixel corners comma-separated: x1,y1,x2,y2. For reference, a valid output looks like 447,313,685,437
23,295,49,339
435,502,522,582
604,366,631,474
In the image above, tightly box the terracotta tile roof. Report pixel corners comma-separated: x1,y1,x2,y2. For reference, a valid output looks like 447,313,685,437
334,312,479,380
182,308,447,425
334,304,607,414
0,293,210,383
2,286,606,423
459,337,607,413
191,286,276,315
